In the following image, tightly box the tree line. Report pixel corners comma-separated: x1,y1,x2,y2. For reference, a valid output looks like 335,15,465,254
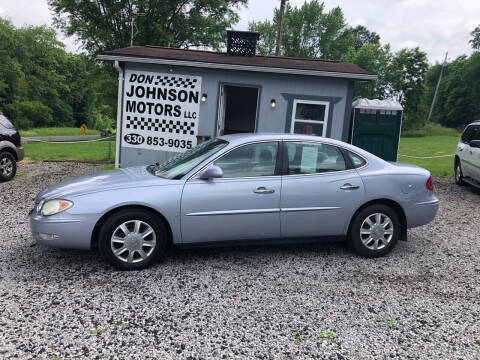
0,0,479,131
0,18,116,130
249,0,480,131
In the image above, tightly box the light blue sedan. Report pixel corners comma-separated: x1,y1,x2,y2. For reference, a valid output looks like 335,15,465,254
30,134,439,270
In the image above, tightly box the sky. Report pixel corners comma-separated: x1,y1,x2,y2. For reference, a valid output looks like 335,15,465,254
0,0,478,63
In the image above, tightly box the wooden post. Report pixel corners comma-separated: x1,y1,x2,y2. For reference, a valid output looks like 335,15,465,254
275,0,287,56
426,52,448,123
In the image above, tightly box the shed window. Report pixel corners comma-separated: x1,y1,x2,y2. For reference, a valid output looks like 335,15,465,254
290,100,329,137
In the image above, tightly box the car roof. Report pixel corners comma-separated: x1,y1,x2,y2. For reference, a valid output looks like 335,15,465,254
215,132,381,162
218,132,346,145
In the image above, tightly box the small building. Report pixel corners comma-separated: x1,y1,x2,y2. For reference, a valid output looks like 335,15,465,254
98,31,376,167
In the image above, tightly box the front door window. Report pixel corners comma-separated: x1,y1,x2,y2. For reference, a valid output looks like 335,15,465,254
213,142,278,178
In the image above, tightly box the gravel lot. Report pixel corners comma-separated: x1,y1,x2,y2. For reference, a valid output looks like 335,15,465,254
1,161,479,359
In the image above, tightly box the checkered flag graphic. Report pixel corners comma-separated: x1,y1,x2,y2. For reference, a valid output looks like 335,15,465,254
154,75,198,89
126,116,196,135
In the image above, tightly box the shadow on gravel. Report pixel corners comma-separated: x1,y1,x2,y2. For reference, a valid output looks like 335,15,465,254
19,240,354,272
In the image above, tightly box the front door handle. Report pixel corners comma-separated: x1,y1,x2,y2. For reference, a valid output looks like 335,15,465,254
254,187,275,194
340,183,360,190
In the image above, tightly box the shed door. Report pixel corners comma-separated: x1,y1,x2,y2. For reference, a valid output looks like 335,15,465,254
351,110,402,162
217,84,259,136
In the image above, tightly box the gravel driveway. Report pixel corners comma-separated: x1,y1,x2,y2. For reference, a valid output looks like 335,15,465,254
1,162,479,359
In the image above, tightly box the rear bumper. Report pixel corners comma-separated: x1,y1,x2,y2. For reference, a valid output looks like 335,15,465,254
15,146,24,162
29,210,98,250
405,198,439,228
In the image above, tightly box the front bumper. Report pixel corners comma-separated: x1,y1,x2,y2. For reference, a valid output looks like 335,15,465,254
15,146,24,162
29,210,98,250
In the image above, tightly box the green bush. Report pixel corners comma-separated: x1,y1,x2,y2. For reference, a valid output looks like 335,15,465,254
91,105,115,131
4,100,53,129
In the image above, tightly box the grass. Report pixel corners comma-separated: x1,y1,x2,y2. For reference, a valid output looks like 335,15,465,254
401,122,461,138
398,135,459,177
20,127,100,137
89,327,102,335
319,331,337,339
383,317,398,328
291,331,302,341
22,140,115,162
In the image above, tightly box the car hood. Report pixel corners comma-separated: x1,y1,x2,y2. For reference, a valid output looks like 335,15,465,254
36,166,173,201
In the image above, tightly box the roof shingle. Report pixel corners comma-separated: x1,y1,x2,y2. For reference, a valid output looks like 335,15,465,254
100,46,375,80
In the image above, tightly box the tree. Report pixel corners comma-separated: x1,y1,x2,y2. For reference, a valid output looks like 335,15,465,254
470,25,480,50
48,0,247,56
0,18,117,129
387,48,429,129
351,25,380,51
343,43,391,99
425,53,480,128
249,0,353,60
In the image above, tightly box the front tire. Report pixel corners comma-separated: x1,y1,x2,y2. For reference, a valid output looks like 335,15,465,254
348,204,400,258
455,160,465,186
0,151,17,182
98,209,167,270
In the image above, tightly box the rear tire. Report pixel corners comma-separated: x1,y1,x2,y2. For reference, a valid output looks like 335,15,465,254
455,160,465,186
98,209,167,270
0,151,17,182
348,204,400,258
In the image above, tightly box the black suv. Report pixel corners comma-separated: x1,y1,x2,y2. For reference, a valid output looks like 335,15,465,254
0,112,24,182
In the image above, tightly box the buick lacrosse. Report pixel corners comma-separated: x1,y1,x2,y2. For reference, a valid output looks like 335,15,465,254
30,134,439,270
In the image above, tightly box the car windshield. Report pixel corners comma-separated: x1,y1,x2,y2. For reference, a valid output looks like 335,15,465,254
149,139,228,179
0,114,15,129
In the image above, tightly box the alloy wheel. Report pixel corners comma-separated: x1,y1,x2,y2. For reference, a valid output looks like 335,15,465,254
360,213,394,250
110,220,157,263
0,157,13,177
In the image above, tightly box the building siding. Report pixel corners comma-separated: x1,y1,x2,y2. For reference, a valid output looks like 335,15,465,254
120,61,350,167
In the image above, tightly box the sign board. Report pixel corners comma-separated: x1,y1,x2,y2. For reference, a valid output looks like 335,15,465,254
121,69,202,153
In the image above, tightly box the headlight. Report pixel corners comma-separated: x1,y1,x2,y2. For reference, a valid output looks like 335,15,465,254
36,199,45,213
40,199,73,216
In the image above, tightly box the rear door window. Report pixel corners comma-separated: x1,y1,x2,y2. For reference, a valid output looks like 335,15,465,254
285,142,347,174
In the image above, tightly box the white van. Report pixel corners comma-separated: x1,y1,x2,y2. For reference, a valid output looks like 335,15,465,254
455,121,480,187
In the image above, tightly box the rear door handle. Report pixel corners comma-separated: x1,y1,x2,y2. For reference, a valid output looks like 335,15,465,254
254,187,275,194
340,183,360,190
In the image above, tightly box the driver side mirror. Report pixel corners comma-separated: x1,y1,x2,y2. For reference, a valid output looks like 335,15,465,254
198,165,223,180
470,140,480,148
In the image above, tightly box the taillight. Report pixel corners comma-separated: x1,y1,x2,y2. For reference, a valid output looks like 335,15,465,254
426,176,433,191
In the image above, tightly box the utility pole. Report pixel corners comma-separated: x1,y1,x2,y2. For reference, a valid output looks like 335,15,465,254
275,0,287,56
426,52,448,123
129,8,145,46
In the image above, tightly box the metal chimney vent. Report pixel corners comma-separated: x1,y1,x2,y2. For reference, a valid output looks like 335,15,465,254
226,30,260,57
